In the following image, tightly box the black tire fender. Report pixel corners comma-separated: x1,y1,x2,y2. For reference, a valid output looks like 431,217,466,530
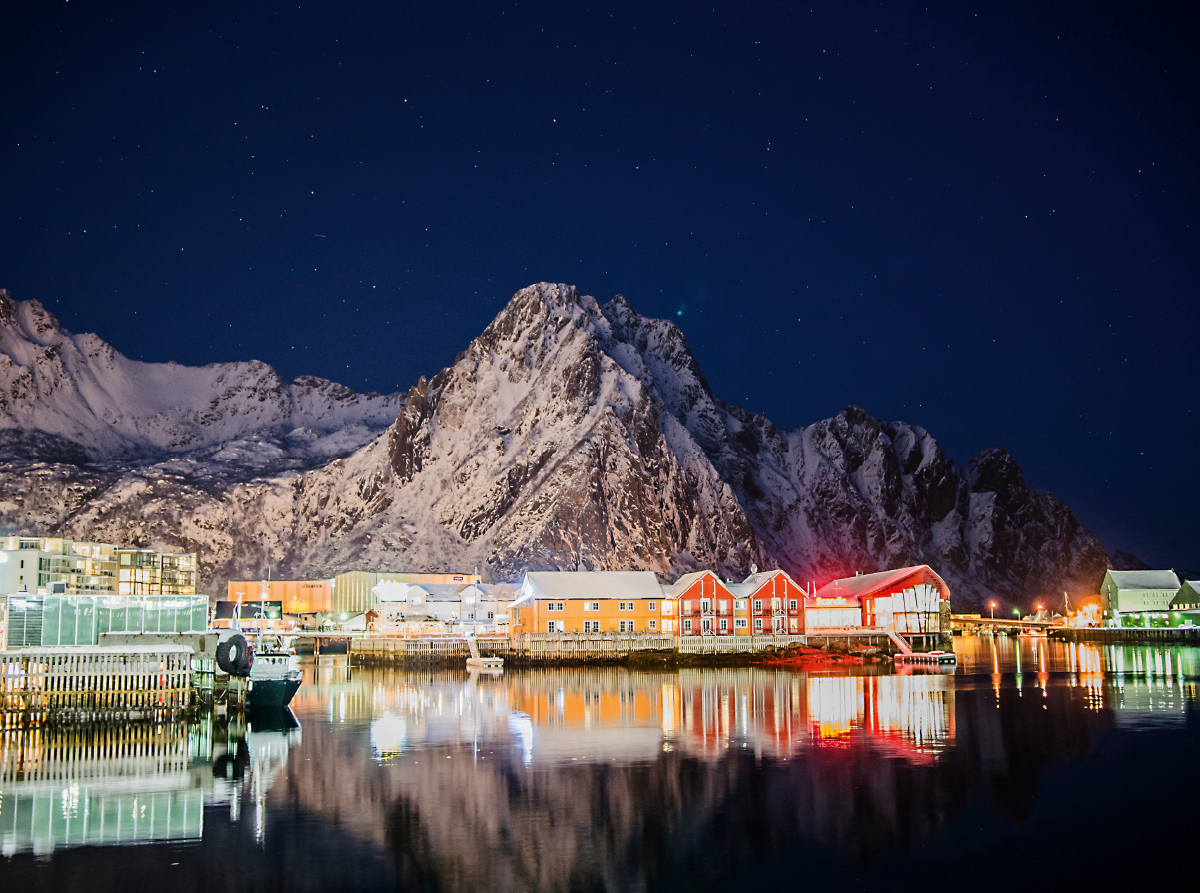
217,633,253,676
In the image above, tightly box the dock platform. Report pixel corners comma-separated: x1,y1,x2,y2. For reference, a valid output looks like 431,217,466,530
895,650,957,665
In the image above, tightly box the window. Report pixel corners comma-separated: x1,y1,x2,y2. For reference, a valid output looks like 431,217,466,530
583,601,601,612
735,618,748,629
719,618,728,630
546,602,556,611
663,619,674,632
488,611,494,619
701,618,711,630
754,618,763,631
700,598,711,612
548,621,557,633
648,619,657,630
789,599,798,611
619,619,633,632
662,602,672,615
753,600,763,613
619,601,634,611
718,599,728,612
648,601,656,611
584,621,595,633
683,619,693,631
735,599,746,610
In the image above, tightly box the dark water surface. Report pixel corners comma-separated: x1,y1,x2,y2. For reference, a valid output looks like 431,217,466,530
2,637,1198,892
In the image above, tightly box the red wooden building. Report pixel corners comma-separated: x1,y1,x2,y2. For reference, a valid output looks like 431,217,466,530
738,570,808,634
668,570,742,636
813,565,950,635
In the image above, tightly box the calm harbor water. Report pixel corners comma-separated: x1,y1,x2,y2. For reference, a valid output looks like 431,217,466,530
2,636,1198,892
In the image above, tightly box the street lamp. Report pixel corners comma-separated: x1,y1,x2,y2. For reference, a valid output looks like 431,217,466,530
990,601,995,620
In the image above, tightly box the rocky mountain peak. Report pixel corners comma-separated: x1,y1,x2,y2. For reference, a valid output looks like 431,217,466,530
970,447,1027,497
0,283,1110,605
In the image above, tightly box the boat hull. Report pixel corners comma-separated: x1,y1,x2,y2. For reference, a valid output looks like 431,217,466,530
248,677,301,709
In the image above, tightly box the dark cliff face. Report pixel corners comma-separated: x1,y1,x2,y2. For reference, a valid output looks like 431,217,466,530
0,283,1109,605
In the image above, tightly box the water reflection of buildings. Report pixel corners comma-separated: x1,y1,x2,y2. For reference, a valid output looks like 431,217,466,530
667,670,954,762
342,665,956,767
0,712,299,855
959,637,1199,726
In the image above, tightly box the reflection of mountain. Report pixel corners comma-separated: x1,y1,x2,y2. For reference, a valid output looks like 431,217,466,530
272,663,1119,890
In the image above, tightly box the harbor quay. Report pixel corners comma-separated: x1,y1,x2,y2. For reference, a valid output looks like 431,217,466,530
0,534,963,721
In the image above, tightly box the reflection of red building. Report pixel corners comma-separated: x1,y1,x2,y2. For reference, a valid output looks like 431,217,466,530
665,670,954,763
739,570,807,634
668,571,741,636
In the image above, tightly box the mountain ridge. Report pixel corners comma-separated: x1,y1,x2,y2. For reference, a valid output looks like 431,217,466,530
0,283,1110,607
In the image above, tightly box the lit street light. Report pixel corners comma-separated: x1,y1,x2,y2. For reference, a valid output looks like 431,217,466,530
990,601,995,620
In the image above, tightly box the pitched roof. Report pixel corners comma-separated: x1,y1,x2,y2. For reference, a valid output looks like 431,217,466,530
1106,569,1181,591
663,570,734,598
814,565,949,601
520,571,665,604
739,569,802,596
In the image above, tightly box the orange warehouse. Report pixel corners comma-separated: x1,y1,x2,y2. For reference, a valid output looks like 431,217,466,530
507,571,668,635
227,579,333,615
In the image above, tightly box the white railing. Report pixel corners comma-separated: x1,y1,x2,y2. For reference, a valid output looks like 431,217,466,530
0,646,194,716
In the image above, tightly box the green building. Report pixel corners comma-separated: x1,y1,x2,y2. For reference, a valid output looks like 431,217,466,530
4,592,208,648
1100,569,1184,628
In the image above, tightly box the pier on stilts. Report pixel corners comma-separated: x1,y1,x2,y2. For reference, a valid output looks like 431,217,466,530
0,646,204,726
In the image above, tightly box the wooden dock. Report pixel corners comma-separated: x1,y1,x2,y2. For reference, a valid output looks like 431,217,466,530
0,646,197,726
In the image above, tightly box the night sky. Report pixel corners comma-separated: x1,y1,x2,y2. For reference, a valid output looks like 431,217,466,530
1,1,1196,568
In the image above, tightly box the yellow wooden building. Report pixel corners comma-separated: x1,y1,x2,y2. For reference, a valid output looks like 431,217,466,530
507,571,669,635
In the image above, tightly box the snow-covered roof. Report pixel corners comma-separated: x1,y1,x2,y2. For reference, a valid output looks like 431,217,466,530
663,570,733,598
1106,569,1180,591
814,566,949,601
739,569,801,596
520,571,664,604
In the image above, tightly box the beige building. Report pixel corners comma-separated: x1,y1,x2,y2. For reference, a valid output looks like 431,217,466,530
116,548,198,596
0,536,119,596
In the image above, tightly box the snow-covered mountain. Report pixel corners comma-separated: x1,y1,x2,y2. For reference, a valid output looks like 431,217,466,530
0,290,402,462
0,284,1110,606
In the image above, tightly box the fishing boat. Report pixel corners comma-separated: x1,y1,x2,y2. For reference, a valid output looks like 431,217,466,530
247,638,303,709
246,575,302,709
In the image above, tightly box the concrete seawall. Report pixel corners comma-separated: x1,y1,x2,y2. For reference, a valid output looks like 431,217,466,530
1050,627,1200,644
350,630,948,667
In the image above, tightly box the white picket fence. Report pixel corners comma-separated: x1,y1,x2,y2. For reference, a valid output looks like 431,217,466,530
0,646,194,721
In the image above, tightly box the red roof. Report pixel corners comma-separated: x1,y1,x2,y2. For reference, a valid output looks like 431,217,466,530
814,566,950,602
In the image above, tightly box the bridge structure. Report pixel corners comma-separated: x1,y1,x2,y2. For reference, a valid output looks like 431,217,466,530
951,614,1056,633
